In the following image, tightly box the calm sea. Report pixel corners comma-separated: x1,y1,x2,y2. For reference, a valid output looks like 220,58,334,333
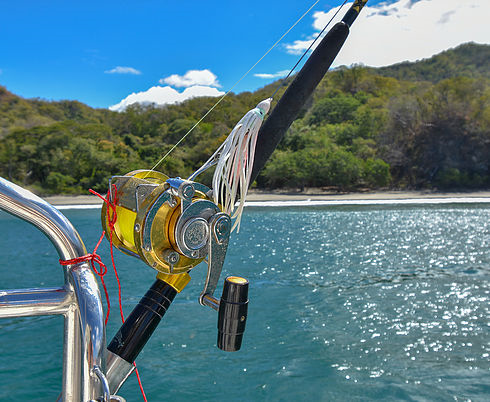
0,203,489,401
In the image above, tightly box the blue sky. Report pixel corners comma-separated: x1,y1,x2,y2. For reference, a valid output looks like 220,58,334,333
0,0,488,110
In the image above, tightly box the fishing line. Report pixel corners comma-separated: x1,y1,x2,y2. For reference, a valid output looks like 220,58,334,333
270,0,349,99
146,0,323,176
199,0,349,232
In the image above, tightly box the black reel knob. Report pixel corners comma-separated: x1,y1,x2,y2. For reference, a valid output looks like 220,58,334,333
217,276,249,352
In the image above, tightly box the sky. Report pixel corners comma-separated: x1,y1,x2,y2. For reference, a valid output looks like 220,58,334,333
0,0,488,111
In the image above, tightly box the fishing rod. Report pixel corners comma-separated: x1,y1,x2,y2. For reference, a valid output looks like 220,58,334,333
100,0,369,396
251,0,368,182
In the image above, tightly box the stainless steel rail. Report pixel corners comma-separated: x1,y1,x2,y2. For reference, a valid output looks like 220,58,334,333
0,287,72,318
0,177,106,401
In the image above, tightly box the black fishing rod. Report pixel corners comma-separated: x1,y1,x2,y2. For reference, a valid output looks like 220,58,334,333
103,0,369,394
251,0,368,183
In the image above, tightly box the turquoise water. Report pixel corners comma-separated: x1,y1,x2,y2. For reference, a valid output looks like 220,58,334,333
0,204,489,401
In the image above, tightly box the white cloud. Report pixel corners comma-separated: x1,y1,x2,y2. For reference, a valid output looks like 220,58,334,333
285,0,490,67
254,70,290,79
285,39,315,56
160,69,220,88
109,85,225,112
105,66,142,75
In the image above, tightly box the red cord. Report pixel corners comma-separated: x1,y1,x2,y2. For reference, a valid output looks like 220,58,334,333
134,365,148,401
61,186,148,401
59,230,111,325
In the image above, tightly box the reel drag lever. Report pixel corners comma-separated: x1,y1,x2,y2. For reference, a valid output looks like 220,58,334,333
199,213,249,352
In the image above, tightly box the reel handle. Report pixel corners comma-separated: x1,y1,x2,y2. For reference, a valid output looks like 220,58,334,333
217,276,249,352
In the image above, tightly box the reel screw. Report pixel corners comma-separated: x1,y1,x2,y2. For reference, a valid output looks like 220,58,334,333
214,216,231,243
163,250,180,265
181,183,195,199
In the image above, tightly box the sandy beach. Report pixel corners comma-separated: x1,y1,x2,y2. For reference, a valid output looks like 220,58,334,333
43,189,490,206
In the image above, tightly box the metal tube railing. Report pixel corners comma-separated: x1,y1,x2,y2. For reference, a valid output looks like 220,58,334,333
0,177,106,401
0,287,72,318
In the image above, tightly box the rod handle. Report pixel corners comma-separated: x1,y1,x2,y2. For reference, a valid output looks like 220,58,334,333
107,279,177,363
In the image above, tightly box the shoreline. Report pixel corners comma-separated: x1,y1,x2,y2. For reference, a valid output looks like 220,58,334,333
43,189,490,206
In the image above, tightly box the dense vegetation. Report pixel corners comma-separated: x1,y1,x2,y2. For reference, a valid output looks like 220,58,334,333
375,43,490,83
0,42,489,195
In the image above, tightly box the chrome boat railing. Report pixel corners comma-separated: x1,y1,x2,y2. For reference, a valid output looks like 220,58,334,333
0,177,107,401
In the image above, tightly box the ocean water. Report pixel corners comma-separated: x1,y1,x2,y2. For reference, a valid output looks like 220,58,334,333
0,203,489,401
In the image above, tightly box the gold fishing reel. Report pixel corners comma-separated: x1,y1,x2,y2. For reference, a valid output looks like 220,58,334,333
102,170,227,275
102,170,248,351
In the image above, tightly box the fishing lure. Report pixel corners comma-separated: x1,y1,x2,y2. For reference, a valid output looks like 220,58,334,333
190,98,271,231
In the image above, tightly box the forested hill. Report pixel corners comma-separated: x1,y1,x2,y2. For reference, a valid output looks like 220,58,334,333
373,42,490,83
0,42,489,195
0,88,111,138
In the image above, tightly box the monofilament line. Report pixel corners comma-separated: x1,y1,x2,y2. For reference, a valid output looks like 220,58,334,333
146,0,323,176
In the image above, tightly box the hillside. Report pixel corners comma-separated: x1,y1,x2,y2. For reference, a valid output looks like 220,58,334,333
374,42,490,83
0,86,111,138
0,43,489,194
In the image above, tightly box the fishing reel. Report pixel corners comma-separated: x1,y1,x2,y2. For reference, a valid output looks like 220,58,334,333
102,170,248,351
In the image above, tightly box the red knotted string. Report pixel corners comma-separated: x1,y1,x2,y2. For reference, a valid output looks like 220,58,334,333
60,185,147,402
59,225,111,325
90,187,148,402
89,186,119,325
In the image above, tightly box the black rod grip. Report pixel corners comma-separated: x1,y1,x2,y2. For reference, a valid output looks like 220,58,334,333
250,21,350,184
217,276,249,352
108,278,177,363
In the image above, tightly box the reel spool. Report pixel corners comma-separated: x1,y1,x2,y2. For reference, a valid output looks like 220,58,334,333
101,170,221,275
